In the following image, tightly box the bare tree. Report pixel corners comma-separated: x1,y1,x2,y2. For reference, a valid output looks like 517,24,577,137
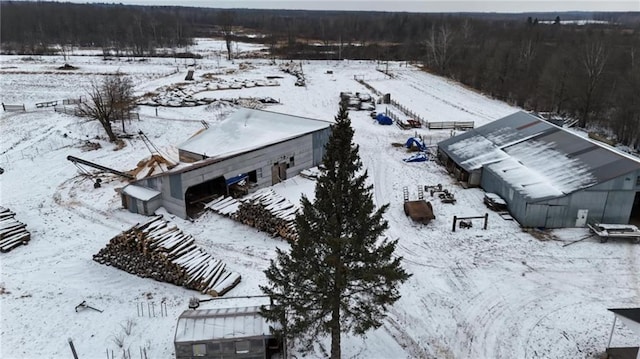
424,23,455,74
217,11,235,61
79,73,135,142
578,42,608,127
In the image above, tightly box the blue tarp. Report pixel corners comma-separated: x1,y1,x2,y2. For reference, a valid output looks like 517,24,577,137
376,113,393,125
226,173,248,186
405,137,426,151
403,153,428,162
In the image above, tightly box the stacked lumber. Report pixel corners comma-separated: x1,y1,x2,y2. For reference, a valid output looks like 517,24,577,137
0,207,31,253
93,215,241,296
205,189,299,241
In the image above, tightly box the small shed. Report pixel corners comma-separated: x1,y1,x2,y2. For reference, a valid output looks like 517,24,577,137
174,306,283,359
606,308,640,359
121,184,162,216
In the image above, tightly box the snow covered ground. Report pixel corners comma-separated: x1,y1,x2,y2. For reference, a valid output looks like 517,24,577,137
1,38,639,359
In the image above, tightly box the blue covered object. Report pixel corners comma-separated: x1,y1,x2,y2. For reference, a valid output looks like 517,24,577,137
405,137,426,151
375,113,393,125
403,153,428,162
226,173,248,186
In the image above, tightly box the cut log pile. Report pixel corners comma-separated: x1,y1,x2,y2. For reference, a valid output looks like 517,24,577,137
93,215,241,296
0,207,31,253
206,189,299,241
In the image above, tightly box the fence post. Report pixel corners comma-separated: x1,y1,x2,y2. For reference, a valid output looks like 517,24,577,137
68,338,79,359
452,216,457,232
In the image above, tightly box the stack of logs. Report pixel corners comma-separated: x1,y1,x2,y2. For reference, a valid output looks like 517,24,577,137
0,207,31,253
93,215,241,296
206,189,299,241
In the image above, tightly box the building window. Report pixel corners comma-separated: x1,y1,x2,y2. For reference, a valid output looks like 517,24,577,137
637,176,640,186
290,156,295,166
257,168,263,178
192,343,206,357
235,340,250,354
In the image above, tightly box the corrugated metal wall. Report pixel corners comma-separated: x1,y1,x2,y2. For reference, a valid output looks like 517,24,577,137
313,128,331,165
149,130,329,219
482,166,640,228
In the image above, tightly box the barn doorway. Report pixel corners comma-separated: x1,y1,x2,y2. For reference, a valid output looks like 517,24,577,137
271,163,287,185
630,192,640,226
185,176,227,218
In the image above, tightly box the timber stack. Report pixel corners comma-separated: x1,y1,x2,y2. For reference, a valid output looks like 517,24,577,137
206,188,299,241
0,207,31,253
93,215,241,296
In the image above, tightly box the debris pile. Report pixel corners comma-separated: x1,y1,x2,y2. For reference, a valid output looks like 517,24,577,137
93,215,241,296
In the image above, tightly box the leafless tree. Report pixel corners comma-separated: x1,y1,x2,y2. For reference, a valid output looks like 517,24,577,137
424,23,455,74
217,11,235,61
78,73,135,142
578,42,608,127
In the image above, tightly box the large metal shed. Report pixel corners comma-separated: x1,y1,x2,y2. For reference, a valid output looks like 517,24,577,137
174,306,282,359
438,111,640,228
127,108,332,218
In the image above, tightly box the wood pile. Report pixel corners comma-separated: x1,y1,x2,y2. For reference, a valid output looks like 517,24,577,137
93,215,241,296
206,189,299,241
0,207,31,253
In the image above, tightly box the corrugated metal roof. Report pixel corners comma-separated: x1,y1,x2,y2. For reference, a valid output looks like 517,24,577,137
122,184,161,201
174,306,275,343
179,108,331,160
438,111,640,201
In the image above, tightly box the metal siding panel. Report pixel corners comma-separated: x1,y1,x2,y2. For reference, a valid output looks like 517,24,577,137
602,191,634,223
546,205,567,228
129,196,138,213
162,197,187,219
564,191,607,227
524,204,547,228
170,174,183,199
313,128,331,165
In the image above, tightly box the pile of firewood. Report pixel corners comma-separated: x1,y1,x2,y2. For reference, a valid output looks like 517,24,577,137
0,207,31,253
206,189,299,241
93,215,241,296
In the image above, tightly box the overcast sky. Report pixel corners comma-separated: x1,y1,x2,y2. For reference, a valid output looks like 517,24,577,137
61,1,640,13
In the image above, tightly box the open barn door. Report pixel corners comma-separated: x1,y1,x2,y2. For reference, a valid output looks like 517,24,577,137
271,163,287,185
631,192,640,226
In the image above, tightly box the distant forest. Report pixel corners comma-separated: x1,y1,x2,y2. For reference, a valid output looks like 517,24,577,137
1,1,639,149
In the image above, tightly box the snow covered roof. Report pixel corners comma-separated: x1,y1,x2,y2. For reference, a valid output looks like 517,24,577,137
438,111,640,201
174,306,275,343
609,308,640,337
121,184,161,201
178,108,331,160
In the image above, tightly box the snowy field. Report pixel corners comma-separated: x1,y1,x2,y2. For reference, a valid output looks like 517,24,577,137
1,38,639,359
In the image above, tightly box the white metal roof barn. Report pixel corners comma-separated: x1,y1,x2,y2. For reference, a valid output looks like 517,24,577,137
125,108,332,219
438,111,640,228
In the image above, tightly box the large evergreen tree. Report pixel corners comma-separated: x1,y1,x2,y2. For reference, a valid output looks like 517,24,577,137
260,104,411,358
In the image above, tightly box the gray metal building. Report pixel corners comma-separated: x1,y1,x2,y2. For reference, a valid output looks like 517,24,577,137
124,108,332,219
174,306,283,359
438,111,640,228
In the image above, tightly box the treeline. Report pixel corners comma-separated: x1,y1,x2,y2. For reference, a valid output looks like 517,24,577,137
1,1,639,148
0,1,195,55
